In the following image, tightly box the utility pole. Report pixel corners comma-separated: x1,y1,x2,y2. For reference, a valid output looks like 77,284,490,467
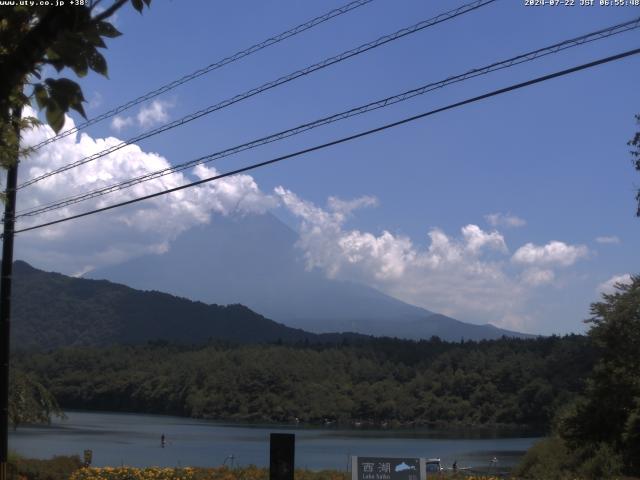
0,105,21,480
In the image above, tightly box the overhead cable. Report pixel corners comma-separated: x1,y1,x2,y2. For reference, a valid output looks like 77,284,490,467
28,0,376,152
11,47,640,236
14,17,640,219
16,0,497,190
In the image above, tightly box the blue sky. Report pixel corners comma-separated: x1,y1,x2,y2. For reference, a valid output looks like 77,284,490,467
14,0,640,335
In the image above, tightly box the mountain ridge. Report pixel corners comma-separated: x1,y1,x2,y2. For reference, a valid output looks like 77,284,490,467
89,213,532,341
10,260,368,350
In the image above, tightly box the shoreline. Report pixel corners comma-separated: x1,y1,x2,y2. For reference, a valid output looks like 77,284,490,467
10,410,539,471
52,408,544,438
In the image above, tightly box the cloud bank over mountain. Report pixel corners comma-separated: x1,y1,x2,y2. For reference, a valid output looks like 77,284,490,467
17,108,276,275
14,110,602,332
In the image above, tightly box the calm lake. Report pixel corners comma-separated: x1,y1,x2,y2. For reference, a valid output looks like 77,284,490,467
9,411,541,470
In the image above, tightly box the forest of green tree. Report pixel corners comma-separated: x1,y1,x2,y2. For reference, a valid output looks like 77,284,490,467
13,335,593,430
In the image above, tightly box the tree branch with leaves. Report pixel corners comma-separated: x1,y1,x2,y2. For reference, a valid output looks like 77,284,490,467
0,0,151,169
0,0,151,439
630,114,640,215
8,369,64,429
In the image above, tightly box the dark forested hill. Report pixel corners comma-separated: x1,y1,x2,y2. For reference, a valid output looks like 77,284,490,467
13,335,594,429
10,261,365,350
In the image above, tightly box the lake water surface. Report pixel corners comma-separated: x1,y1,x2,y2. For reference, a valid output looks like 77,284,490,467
9,411,540,471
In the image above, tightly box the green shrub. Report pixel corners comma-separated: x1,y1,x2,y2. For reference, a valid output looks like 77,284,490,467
575,442,624,480
7,453,83,480
514,436,630,480
513,437,574,480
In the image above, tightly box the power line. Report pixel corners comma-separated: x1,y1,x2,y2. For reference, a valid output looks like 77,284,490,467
16,0,497,190
11,47,640,236
14,17,640,219
27,0,376,152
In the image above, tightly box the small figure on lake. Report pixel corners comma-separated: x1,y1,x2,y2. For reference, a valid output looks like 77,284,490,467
452,460,457,472
161,433,166,448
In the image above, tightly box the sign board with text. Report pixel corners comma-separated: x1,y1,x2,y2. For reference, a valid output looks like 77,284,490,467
351,457,427,480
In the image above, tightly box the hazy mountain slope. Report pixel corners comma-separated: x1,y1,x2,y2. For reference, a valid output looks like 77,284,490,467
92,214,433,323
90,214,531,341
10,261,365,350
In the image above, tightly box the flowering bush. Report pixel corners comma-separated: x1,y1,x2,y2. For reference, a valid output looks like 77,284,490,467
70,466,350,480
69,466,507,480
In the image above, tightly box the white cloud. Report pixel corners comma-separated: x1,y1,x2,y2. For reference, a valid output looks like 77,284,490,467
137,100,171,128
16,107,275,274
327,195,377,219
275,187,530,329
485,212,526,228
461,224,507,254
275,187,379,278
72,265,95,278
111,115,133,132
597,273,632,295
88,91,103,111
595,235,620,244
274,189,598,332
110,100,173,132
338,230,415,280
521,268,555,286
512,241,588,267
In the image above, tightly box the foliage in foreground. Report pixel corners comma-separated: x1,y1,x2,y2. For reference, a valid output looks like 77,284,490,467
515,276,640,479
0,0,152,166
514,436,626,480
8,369,64,428
558,276,640,477
631,114,640,215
